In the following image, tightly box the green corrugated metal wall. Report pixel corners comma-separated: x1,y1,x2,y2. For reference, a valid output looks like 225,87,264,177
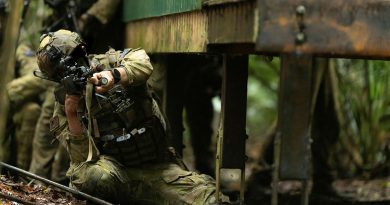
123,0,202,22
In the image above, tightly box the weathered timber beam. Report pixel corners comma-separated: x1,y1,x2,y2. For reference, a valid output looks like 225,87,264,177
208,0,256,45
216,54,248,204
277,54,313,180
219,54,248,169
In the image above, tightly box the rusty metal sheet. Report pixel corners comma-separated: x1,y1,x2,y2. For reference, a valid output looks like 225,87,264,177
257,0,390,58
278,54,312,180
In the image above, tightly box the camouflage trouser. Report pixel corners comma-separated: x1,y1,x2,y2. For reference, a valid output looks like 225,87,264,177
62,131,229,205
29,89,69,182
12,102,41,170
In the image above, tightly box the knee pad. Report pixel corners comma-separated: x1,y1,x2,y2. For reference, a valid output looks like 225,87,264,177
75,163,119,201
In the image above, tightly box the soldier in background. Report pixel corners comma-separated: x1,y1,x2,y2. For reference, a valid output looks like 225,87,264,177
6,44,47,170
42,0,123,53
0,0,9,167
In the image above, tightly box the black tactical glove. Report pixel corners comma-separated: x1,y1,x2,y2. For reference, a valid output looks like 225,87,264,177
55,76,82,105
61,75,82,95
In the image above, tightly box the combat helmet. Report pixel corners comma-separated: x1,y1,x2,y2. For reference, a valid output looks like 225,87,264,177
36,29,86,80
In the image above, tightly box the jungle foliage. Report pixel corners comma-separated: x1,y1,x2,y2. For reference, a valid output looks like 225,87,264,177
331,59,390,178
247,56,390,178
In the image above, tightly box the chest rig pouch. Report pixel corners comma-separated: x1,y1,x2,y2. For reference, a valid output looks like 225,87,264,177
80,84,167,167
100,115,167,167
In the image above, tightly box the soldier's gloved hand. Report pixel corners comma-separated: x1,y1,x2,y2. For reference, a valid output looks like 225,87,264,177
90,70,114,94
61,76,82,95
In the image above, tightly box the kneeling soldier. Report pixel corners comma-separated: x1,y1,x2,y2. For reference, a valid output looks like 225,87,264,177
36,29,230,205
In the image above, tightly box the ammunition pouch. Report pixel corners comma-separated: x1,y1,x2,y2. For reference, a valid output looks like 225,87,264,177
99,117,168,167
80,84,168,167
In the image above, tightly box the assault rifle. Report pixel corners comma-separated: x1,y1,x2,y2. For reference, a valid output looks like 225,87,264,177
34,55,107,104
35,54,134,117
58,56,108,91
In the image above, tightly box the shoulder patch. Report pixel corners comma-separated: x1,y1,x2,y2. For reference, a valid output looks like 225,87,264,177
120,48,132,58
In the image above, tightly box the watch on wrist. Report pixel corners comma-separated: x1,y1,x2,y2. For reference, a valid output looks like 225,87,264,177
110,68,121,84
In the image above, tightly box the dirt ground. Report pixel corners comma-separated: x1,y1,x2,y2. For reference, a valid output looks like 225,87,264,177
0,175,85,205
333,178,390,202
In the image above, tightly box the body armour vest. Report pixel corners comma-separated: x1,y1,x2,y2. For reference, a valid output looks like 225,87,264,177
76,49,168,167
78,83,168,167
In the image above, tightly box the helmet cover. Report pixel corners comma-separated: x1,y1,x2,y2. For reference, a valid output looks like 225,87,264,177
36,29,85,79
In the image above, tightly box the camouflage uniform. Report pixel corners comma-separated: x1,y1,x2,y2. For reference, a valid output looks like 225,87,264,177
6,43,69,180
38,30,229,205
6,44,47,170
0,0,9,167
29,86,70,183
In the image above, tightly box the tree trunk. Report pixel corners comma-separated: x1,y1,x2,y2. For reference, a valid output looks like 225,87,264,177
0,0,24,163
